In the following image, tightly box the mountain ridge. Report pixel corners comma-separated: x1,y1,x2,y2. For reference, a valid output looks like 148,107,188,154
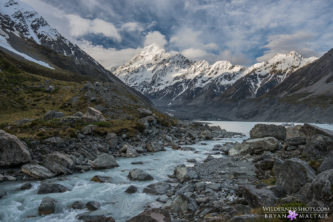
113,43,317,106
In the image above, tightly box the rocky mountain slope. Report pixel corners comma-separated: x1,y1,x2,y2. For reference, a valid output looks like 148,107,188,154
114,44,316,106
0,0,117,81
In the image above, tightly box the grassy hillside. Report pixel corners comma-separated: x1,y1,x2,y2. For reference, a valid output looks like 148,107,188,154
0,50,175,139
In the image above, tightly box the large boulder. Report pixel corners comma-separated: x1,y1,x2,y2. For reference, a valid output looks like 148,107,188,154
120,144,139,157
91,154,119,169
250,124,286,140
43,152,74,175
273,158,316,194
128,169,153,181
146,142,165,152
229,137,279,156
174,165,198,183
0,130,31,167
126,208,171,222
137,108,153,118
318,152,333,172
86,201,100,211
301,124,333,138
301,169,333,205
239,185,277,207
285,137,306,146
21,164,55,179
38,183,69,194
77,211,115,222
286,125,305,139
39,197,57,215
83,107,106,122
43,110,65,120
125,185,138,194
169,194,198,216
143,182,171,195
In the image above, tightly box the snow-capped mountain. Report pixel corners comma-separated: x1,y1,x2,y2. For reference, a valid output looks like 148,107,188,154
222,51,317,100
0,0,113,80
113,44,317,106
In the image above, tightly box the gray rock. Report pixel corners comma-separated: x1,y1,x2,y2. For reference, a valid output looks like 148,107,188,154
143,182,171,195
72,201,85,209
285,137,306,146
39,197,57,215
86,201,100,211
91,154,119,169
21,164,55,179
125,185,138,194
13,118,34,126
20,183,32,190
273,158,316,194
318,152,333,172
45,85,55,92
43,152,74,175
38,183,69,194
174,165,198,183
90,175,112,183
239,185,277,207
77,211,115,222
137,108,153,118
43,110,65,120
128,169,153,181
44,137,64,144
131,161,144,165
126,208,171,222
250,124,286,140
81,125,97,135
301,123,333,138
146,142,165,152
286,125,305,139
170,194,198,215
255,159,275,171
302,169,333,205
0,130,31,167
229,137,279,156
83,107,106,122
120,144,139,157
305,134,333,157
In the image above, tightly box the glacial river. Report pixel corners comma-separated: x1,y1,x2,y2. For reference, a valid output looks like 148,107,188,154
0,121,332,222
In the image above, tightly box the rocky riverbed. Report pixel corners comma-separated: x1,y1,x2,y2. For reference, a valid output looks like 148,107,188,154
0,120,333,222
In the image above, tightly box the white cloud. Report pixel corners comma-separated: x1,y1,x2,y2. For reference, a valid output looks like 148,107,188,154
121,22,143,32
78,40,141,69
144,31,167,48
66,15,121,41
218,50,250,65
181,48,208,59
257,31,319,61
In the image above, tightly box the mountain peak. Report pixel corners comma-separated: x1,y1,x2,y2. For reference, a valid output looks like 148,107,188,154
141,44,165,55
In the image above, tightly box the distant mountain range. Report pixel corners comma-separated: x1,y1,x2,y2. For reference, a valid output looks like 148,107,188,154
113,44,333,122
113,44,317,106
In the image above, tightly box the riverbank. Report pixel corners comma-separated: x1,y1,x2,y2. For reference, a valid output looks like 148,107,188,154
1,121,332,222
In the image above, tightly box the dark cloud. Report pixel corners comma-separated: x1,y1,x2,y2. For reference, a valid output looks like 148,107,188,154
22,0,333,67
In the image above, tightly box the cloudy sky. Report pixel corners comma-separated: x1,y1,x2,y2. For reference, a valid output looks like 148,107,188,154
22,0,333,69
